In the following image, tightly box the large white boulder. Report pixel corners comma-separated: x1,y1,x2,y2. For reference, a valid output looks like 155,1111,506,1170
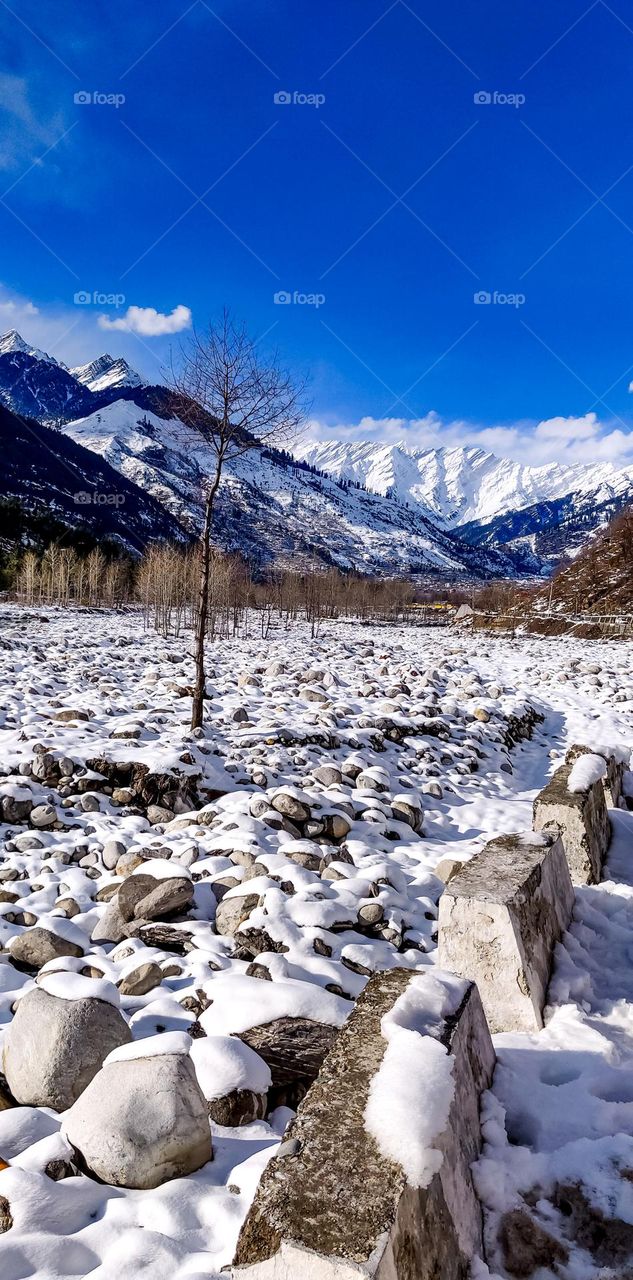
63,1032,212,1188
3,983,131,1111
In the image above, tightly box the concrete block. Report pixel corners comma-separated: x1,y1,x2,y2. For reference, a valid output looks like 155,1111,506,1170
232,968,495,1280
533,762,610,884
438,831,574,1034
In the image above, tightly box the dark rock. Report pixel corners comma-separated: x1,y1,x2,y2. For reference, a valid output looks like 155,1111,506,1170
238,1017,337,1110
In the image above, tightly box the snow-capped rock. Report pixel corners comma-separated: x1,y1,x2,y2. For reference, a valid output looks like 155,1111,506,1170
0,329,64,367
71,354,143,393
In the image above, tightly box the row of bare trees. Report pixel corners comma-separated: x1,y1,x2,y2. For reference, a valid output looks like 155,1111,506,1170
14,541,418,633
16,547,133,608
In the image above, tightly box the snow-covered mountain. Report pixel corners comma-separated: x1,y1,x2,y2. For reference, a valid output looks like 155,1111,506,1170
0,399,186,553
1,329,628,577
296,438,633,565
0,332,145,423
0,328,65,368
295,438,633,529
61,394,509,578
71,354,143,393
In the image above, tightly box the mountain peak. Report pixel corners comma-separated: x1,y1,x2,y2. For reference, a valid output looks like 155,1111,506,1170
70,354,143,393
0,330,62,367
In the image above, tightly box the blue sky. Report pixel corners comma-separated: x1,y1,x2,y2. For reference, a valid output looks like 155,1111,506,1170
1,0,633,465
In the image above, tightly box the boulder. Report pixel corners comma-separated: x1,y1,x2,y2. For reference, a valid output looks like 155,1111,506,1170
9,927,84,970
566,743,625,809
3,986,131,1111
132,876,194,921
238,1016,338,1110
63,1037,212,1188
215,893,260,938
190,1035,271,1126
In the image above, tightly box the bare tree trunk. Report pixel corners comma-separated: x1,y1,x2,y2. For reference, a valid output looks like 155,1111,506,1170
191,470,221,730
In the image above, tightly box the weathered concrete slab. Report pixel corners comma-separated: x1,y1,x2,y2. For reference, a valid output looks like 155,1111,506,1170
533,762,610,884
566,743,625,809
438,831,574,1034
232,968,495,1280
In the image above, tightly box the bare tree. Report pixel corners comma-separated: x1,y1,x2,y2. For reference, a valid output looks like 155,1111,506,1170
170,309,306,729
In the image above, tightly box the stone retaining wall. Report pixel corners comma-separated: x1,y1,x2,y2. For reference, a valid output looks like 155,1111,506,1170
437,831,574,1034
565,743,624,809
232,968,495,1280
533,762,610,884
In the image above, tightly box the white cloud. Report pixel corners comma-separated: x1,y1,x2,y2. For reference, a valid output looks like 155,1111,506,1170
306,410,633,468
98,304,192,336
0,298,39,318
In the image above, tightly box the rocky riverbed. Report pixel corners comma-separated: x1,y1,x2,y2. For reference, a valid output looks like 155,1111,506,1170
0,606,630,1279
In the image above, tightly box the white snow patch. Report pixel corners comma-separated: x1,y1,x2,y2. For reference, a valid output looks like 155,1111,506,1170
105,1030,192,1064
568,753,607,793
190,1035,272,1099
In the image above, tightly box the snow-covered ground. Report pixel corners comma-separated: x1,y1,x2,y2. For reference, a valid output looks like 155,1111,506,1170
0,607,630,1279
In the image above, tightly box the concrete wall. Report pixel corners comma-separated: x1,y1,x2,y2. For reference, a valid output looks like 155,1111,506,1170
533,762,610,884
232,969,495,1280
437,832,574,1034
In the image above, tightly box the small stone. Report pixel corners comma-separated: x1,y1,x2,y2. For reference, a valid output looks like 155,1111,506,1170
80,794,100,813
0,1195,12,1233
118,962,163,996
434,858,463,885
147,805,175,826
30,804,57,829
112,787,134,806
115,853,145,877
358,902,384,926
271,790,311,823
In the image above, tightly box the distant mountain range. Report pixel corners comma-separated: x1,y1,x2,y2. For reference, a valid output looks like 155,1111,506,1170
296,438,633,569
0,328,627,578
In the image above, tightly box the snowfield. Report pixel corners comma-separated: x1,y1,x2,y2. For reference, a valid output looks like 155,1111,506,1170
0,606,631,1279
